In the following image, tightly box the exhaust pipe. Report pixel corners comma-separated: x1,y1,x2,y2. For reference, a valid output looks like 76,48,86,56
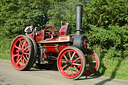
76,5,83,35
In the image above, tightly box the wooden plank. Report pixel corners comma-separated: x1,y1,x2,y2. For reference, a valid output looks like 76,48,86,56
37,35,72,44
37,40,72,43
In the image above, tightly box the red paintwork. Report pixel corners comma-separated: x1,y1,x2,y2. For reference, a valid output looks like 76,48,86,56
83,39,88,49
44,44,59,53
27,25,71,53
42,52,47,59
58,45,68,52
44,25,57,31
83,52,98,75
10,36,29,70
59,25,67,35
44,44,68,53
58,48,83,78
60,37,68,41
10,24,100,79
26,25,98,76
26,26,70,53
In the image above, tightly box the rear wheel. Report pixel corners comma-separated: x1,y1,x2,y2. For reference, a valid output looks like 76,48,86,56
10,35,34,70
83,50,100,76
57,46,85,79
27,36,37,58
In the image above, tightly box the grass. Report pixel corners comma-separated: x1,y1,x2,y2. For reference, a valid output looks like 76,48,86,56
0,53,10,60
0,37,12,60
93,45,128,80
98,57,128,80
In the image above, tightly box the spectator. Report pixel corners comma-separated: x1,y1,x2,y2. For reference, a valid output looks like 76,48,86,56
24,24,34,35
33,27,37,32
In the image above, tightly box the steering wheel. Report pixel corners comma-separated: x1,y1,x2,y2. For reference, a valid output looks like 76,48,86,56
43,26,58,40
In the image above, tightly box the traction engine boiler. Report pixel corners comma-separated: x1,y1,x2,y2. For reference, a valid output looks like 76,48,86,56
10,5,100,79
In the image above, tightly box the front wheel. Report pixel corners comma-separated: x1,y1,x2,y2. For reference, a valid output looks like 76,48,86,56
57,46,86,79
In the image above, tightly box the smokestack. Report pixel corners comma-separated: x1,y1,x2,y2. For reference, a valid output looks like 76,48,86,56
76,5,83,35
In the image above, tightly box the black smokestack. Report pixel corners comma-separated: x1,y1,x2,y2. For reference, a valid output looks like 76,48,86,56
76,5,83,35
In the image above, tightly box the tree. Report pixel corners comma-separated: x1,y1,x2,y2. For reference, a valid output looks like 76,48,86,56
83,0,128,27
47,0,82,31
0,0,51,37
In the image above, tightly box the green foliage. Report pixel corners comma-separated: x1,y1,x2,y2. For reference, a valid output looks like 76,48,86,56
0,0,50,37
87,25,128,58
47,0,82,30
84,0,128,27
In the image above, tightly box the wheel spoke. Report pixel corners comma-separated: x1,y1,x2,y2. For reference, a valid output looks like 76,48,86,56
16,49,19,53
24,52,29,55
24,46,29,51
19,39,23,48
73,57,80,63
73,63,81,66
70,67,74,75
63,55,68,61
15,45,20,50
25,49,29,53
62,64,67,69
23,56,27,62
22,40,26,49
68,52,71,60
21,57,25,65
25,55,29,60
62,60,67,63
71,52,75,60
16,57,22,65
16,55,20,61
74,66,79,72
67,67,70,74
13,54,19,57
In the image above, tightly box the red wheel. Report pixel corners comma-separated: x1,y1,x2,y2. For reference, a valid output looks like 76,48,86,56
43,26,58,37
27,36,37,58
57,46,85,79
10,35,34,70
83,50,100,76
44,25,57,32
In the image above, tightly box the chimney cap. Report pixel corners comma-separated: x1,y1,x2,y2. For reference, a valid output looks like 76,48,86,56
75,4,83,7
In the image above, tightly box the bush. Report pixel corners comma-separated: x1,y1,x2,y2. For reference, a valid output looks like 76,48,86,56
86,25,128,59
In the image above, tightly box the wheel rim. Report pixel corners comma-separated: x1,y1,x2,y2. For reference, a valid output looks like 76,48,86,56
84,52,98,75
58,49,83,78
10,36,30,70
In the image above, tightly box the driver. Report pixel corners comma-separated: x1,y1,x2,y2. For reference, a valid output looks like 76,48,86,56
24,24,34,35
61,20,72,35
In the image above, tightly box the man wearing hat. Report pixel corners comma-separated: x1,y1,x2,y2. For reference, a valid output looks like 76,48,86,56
24,24,34,35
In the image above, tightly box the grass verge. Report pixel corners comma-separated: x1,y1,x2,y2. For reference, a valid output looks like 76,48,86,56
97,57,128,80
0,53,10,60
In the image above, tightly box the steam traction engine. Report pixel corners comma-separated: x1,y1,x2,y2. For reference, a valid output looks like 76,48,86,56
10,5,100,79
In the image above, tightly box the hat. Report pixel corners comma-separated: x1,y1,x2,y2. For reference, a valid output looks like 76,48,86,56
27,23,30,26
